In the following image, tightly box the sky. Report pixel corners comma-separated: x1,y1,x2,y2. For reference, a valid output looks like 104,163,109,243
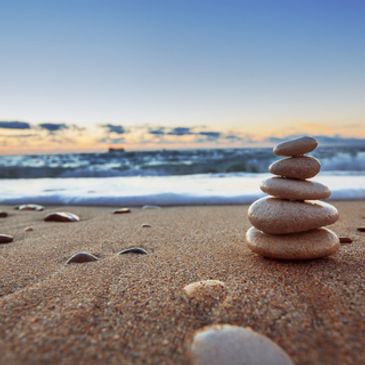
0,0,364,154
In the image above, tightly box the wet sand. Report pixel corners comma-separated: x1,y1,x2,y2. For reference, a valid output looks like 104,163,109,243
0,202,364,365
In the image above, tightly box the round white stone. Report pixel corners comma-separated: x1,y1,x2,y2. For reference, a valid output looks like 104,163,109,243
190,324,294,365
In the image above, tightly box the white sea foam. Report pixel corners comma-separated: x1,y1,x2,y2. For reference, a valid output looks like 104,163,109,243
0,173,364,206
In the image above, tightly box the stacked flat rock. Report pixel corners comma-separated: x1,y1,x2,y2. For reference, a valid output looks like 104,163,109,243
247,136,340,260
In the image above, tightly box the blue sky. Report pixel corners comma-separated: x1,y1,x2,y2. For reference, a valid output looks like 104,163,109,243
0,0,364,152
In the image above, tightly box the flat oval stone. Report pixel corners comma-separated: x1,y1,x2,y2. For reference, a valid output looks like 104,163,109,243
16,204,44,211
44,212,80,222
66,251,98,264
118,247,148,255
0,234,13,244
273,136,318,156
190,324,294,365
246,227,340,260
0,211,8,218
184,280,227,306
113,207,131,214
248,197,339,234
141,223,151,228
269,156,320,180
260,177,331,200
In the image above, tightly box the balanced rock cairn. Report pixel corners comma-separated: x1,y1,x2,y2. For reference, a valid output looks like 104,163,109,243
247,136,340,260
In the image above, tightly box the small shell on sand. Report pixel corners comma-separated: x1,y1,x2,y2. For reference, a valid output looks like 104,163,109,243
183,280,227,306
16,204,44,211
66,252,98,264
24,226,34,232
142,205,161,210
0,234,14,244
0,211,8,218
357,227,365,232
118,247,148,255
339,237,352,244
141,224,152,228
113,208,131,214
190,324,294,365
44,212,80,222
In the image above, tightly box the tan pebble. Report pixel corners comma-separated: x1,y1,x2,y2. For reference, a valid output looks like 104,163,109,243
141,223,152,228
113,208,131,214
269,156,321,180
66,251,98,264
357,227,365,232
246,227,340,260
0,234,14,244
16,204,44,211
274,136,318,156
260,177,331,200
183,280,227,306
0,211,8,218
339,237,352,244
44,212,80,222
190,324,294,365
24,226,34,232
248,197,339,234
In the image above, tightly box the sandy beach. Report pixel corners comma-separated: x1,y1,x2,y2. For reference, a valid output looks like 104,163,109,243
0,202,364,365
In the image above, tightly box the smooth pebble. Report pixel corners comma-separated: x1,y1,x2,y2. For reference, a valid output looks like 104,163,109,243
248,197,339,234
269,156,321,180
246,227,340,260
118,247,148,255
260,177,331,200
190,324,294,365
16,204,44,211
66,251,98,264
273,136,318,156
113,208,131,214
0,234,14,244
44,212,80,222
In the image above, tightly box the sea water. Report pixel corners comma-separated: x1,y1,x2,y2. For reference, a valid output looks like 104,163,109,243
0,147,364,205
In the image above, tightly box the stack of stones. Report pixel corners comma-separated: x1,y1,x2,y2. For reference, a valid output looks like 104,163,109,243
246,136,340,260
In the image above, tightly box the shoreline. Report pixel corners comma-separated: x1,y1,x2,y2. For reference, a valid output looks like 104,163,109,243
1,201,365,364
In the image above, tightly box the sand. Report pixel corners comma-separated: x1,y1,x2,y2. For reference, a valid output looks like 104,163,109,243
0,202,364,365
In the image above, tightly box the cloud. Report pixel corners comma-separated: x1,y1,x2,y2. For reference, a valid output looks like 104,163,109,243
149,127,166,135
198,131,221,140
168,127,193,136
0,121,31,129
102,124,125,134
39,123,68,132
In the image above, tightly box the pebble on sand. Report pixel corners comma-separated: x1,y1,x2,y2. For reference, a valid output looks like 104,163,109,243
183,280,227,307
0,234,14,244
44,212,80,222
357,227,365,232
339,237,352,244
189,324,294,365
0,211,8,218
113,208,131,214
118,247,148,255
66,251,98,264
16,204,44,211
142,205,161,210
141,224,152,228
24,226,34,232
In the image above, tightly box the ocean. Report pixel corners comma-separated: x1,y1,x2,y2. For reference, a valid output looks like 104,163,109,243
1,146,364,205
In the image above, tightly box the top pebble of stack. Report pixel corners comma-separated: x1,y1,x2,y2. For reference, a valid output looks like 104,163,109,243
273,136,318,156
